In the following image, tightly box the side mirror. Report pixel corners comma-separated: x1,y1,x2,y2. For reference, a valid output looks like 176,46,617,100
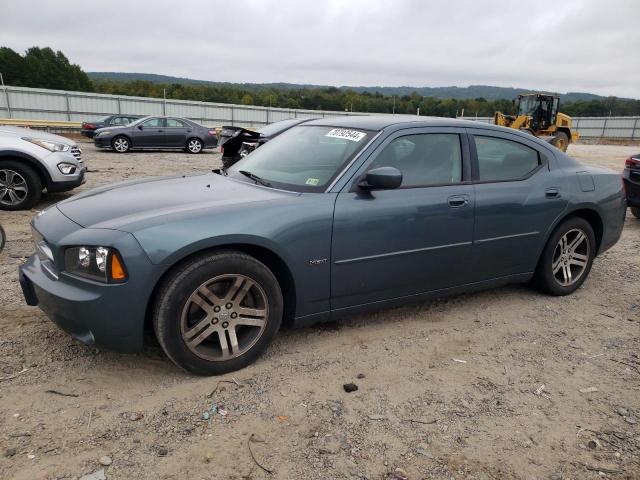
359,166,403,190
137,125,144,130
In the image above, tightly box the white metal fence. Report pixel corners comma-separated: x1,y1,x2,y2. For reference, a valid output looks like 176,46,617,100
0,85,366,128
1,85,639,139
458,116,640,140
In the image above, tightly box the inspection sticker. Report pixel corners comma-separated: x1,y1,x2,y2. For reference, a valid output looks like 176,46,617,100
305,178,320,186
325,128,366,142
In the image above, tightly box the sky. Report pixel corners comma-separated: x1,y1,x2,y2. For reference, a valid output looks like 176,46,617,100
1,0,639,98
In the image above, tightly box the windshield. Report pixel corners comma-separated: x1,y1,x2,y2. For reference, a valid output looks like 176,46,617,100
257,118,305,137
517,96,539,116
227,125,373,192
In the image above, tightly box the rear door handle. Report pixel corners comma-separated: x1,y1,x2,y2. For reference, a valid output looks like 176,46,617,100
545,188,560,199
448,195,469,208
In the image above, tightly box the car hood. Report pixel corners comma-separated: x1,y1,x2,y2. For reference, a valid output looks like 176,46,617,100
94,125,129,134
56,172,299,231
0,125,78,147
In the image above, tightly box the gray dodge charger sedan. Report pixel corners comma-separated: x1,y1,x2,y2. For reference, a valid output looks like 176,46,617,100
20,116,625,375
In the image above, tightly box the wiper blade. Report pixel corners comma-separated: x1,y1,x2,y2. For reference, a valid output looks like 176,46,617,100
239,170,271,187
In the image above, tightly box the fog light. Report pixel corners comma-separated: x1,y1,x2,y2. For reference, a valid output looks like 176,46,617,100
57,162,77,175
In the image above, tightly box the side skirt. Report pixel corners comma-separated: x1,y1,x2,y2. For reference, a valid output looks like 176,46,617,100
291,272,533,329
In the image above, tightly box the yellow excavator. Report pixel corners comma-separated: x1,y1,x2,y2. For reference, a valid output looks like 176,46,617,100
494,93,578,152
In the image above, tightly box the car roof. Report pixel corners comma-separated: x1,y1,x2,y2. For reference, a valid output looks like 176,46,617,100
305,114,514,134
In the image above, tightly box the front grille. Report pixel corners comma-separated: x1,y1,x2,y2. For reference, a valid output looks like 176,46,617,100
71,146,83,162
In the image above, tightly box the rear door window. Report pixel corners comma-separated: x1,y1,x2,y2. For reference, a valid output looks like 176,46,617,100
474,136,540,182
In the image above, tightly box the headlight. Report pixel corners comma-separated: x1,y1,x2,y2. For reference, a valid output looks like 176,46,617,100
57,162,77,175
64,246,128,283
22,137,70,152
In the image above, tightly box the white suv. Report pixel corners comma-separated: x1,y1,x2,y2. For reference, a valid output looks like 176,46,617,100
0,126,86,210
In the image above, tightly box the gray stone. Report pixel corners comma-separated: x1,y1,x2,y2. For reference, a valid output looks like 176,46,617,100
4,447,16,458
79,469,106,480
99,455,112,466
617,407,629,417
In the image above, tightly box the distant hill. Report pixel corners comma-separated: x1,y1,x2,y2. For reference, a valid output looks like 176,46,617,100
88,72,619,102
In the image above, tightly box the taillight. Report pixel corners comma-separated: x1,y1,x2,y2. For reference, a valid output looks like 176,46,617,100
625,156,640,169
220,145,224,153
84,123,96,129
208,130,216,136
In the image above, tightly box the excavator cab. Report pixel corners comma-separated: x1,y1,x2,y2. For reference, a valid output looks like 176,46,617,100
516,94,558,131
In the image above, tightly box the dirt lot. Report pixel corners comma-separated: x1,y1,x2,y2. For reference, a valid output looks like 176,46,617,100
1,142,639,480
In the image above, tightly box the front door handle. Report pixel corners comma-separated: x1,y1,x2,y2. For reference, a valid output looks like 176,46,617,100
448,195,469,208
545,188,560,199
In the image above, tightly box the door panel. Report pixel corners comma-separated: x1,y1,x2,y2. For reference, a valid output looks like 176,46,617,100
165,119,192,146
132,118,165,147
468,129,568,280
330,128,475,310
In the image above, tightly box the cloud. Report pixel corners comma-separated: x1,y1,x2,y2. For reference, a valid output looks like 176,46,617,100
1,0,639,97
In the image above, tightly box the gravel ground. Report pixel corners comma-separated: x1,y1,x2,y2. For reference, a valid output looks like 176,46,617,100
0,142,639,480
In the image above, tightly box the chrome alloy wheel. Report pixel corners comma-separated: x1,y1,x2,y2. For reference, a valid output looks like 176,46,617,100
180,274,268,361
188,139,202,153
113,137,129,152
552,228,590,286
0,169,28,206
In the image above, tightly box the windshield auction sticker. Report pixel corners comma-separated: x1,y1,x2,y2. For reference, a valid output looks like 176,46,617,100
325,128,366,142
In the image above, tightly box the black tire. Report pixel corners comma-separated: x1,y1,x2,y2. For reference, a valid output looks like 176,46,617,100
0,161,42,211
186,138,203,154
153,250,283,375
111,135,130,153
0,225,5,253
532,217,596,296
630,206,640,219
552,131,569,152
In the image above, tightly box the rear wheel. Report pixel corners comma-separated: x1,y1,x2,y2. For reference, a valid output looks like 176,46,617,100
153,250,283,375
112,136,130,153
631,206,640,219
0,161,42,210
551,131,569,152
186,138,203,154
532,217,595,295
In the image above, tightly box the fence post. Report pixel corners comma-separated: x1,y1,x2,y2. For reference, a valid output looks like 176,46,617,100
65,93,71,121
632,117,639,140
117,97,122,114
601,117,608,142
231,105,235,126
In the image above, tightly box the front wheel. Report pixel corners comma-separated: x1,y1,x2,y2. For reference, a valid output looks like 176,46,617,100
532,217,595,296
153,251,283,375
631,206,640,219
186,138,203,154
0,161,42,210
112,136,130,153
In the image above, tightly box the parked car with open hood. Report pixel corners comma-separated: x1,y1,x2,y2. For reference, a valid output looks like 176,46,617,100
20,116,625,375
81,114,143,138
93,116,218,154
220,118,311,168
0,125,85,210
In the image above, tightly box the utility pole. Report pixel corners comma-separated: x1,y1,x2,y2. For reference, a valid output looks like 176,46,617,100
392,96,396,114
0,73,11,118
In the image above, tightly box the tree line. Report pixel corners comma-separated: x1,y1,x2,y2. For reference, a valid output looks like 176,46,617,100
2,46,639,117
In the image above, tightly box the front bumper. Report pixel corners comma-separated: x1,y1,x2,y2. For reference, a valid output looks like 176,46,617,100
48,167,87,193
18,210,161,353
623,168,640,207
93,136,112,148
